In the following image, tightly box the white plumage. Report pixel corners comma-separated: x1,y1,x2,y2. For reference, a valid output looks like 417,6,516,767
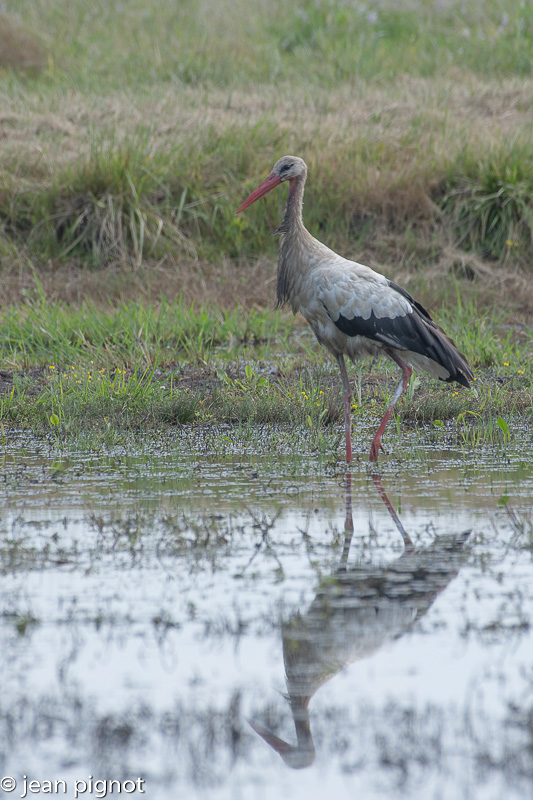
237,155,473,463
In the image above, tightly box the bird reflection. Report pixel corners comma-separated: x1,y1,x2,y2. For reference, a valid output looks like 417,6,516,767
249,471,470,769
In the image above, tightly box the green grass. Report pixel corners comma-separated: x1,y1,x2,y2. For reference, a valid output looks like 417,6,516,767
0,288,529,373
0,288,291,367
6,0,533,91
0,0,531,455
0,292,530,453
442,139,533,261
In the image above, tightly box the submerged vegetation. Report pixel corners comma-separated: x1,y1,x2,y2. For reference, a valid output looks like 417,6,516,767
0,0,531,454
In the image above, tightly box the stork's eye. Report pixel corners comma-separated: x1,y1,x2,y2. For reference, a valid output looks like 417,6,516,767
280,163,293,174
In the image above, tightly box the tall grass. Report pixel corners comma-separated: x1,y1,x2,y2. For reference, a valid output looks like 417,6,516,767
2,121,532,272
0,122,295,265
441,139,533,261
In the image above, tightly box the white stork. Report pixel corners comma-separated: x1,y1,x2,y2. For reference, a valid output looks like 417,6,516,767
236,155,473,463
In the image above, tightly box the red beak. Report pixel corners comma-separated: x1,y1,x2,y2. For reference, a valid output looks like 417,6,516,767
236,173,282,213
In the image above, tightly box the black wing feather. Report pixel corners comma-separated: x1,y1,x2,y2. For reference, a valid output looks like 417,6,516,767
326,289,473,389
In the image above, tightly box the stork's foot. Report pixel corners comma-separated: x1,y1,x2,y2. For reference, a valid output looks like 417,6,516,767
369,437,386,462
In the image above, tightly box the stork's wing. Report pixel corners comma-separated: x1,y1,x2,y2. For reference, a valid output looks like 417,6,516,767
316,264,473,387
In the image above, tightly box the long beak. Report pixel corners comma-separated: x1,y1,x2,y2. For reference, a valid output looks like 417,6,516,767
236,173,282,213
247,719,292,755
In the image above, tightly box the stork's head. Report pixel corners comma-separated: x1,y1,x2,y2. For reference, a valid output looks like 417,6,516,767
236,155,307,213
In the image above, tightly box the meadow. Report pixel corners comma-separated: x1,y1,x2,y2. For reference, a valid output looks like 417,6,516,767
0,0,531,453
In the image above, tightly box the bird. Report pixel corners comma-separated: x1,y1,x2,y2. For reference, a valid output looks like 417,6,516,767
248,473,471,768
236,155,473,463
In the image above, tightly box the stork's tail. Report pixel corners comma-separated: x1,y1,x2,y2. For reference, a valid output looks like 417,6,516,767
427,321,473,388
387,281,474,388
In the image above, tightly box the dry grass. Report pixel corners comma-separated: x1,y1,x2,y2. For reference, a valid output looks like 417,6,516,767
1,75,531,179
0,14,46,72
0,255,276,310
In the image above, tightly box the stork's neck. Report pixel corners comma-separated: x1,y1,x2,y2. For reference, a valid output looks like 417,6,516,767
276,174,306,236
276,173,311,310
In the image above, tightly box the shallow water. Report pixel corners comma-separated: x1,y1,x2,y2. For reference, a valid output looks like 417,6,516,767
1,430,533,800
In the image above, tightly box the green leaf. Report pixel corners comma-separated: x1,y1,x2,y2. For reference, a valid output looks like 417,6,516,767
50,413,60,426
496,416,510,437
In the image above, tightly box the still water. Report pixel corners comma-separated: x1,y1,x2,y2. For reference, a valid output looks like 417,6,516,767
1,429,532,799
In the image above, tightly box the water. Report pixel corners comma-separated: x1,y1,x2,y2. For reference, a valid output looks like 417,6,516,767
1,430,532,800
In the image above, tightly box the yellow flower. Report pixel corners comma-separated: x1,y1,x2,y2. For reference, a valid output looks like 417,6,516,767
503,362,509,366
49,365,55,370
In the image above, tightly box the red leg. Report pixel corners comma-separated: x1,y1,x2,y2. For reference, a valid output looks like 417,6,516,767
370,470,413,550
339,472,354,568
337,355,352,464
369,353,412,462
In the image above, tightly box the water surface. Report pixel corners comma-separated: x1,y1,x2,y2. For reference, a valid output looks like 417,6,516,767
1,430,532,799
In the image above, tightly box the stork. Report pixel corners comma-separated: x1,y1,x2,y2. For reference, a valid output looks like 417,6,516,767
236,155,473,463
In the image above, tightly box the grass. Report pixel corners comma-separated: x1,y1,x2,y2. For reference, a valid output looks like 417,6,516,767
0,0,531,293
6,0,533,90
0,287,529,454
0,0,531,455
2,116,532,274
0,285,290,367
442,139,533,261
